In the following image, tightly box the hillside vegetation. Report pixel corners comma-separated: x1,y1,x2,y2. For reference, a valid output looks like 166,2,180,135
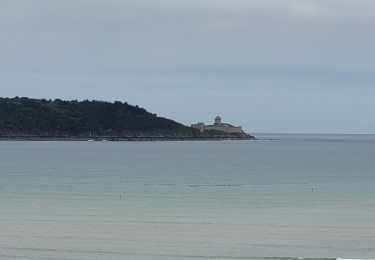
0,97,199,139
0,97,253,140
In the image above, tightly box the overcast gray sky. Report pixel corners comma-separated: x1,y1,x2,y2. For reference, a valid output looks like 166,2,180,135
1,0,375,133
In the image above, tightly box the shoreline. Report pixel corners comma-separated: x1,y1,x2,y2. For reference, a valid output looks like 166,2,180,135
0,136,255,141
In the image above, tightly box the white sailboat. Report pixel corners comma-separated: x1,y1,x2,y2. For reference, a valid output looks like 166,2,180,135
88,131,94,142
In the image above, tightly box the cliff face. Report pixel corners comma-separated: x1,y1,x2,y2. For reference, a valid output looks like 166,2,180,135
0,97,254,140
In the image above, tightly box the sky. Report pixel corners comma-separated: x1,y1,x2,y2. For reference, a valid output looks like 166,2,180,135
1,0,375,134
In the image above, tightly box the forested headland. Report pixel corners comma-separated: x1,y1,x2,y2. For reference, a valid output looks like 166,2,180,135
0,97,254,140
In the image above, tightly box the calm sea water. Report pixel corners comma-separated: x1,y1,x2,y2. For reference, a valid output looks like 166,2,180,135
1,134,375,260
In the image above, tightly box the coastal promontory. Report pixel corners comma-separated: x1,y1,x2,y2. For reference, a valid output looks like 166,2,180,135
0,97,254,140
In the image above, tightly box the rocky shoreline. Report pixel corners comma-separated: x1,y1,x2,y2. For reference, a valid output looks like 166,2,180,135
0,135,255,141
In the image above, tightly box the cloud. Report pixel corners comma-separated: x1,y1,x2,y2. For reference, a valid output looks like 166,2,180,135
123,0,375,22
1,0,375,76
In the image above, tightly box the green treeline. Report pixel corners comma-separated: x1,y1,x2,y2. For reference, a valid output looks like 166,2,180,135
0,97,198,138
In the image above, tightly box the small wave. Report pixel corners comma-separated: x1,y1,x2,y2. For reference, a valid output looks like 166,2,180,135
337,259,375,260
189,184,246,188
0,249,351,260
127,255,337,260
144,183,178,186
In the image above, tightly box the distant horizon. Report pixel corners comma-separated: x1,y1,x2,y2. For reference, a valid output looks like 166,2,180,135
253,132,375,136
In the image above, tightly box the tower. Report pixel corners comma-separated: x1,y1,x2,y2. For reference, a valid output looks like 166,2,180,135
214,116,222,125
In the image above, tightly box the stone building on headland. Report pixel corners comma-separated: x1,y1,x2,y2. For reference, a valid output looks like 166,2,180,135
191,116,244,134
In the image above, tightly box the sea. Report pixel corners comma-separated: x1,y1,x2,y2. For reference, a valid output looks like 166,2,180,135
1,134,375,260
